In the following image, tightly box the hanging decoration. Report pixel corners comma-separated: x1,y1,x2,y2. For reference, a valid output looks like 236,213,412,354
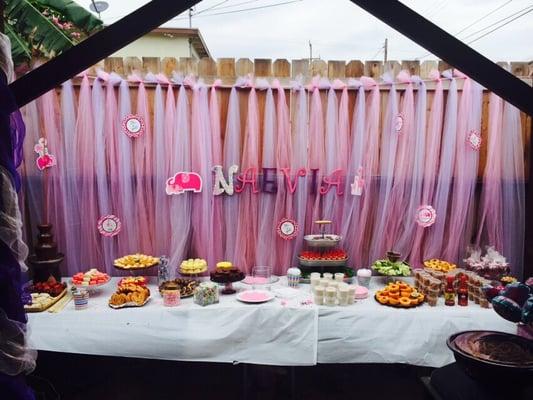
350,166,364,196
121,114,145,138
467,129,482,150
34,137,56,170
277,218,298,240
415,205,437,228
395,113,404,133
166,172,203,195
97,215,121,237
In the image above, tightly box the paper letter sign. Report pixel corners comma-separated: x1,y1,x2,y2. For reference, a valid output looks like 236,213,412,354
213,165,238,195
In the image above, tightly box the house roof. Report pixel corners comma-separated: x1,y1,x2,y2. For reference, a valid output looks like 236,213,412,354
146,27,211,59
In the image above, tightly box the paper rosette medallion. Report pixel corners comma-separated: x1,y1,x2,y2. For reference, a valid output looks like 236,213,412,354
415,205,436,228
97,215,121,237
277,218,298,240
395,113,404,133
467,129,481,150
122,114,145,138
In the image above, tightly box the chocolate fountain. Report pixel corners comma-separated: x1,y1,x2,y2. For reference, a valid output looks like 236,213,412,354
28,224,64,282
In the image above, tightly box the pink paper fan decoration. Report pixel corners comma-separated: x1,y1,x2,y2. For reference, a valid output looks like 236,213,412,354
467,129,482,150
121,114,145,138
277,218,298,240
416,205,437,227
97,215,121,237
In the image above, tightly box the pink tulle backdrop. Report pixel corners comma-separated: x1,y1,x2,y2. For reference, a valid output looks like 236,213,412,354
20,72,526,278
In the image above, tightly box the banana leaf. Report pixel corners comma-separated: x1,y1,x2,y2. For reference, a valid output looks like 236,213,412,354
5,0,103,65
36,0,103,33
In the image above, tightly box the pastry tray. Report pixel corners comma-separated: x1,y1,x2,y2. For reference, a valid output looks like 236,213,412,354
113,262,158,271
109,296,150,309
374,294,425,309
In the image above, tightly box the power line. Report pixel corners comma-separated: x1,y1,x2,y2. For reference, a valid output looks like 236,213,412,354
467,6,533,44
416,3,533,59
460,4,533,40
454,0,513,36
194,0,231,16
201,0,264,11
169,0,303,20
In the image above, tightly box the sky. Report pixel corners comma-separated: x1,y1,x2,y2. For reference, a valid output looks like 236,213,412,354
78,0,533,62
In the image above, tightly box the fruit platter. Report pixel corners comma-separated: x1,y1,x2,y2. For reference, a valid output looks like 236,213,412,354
372,251,411,277
109,282,151,309
23,277,68,312
423,258,456,273
159,278,199,298
71,268,111,288
179,258,208,276
375,281,425,308
114,253,159,270
299,249,348,267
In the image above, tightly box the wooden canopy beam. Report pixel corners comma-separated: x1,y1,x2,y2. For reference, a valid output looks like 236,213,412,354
7,0,201,110
350,0,533,116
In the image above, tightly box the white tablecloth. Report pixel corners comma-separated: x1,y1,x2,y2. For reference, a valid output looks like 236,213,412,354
316,277,517,367
27,278,318,366
27,277,517,368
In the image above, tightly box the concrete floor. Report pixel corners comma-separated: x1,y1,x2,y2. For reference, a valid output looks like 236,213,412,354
29,351,434,400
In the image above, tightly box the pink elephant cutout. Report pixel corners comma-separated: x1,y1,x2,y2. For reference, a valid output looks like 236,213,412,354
166,172,203,195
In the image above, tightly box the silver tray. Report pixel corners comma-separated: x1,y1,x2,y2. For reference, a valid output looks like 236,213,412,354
298,257,347,267
303,234,342,247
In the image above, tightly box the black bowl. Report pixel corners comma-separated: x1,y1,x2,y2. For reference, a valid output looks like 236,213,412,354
447,330,533,383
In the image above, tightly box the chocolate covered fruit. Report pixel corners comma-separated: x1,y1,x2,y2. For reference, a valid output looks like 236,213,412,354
28,276,66,297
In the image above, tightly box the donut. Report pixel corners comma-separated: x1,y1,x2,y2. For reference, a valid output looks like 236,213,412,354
399,297,411,307
389,297,400,306
388,291,399,299
400,290,412,297
377,295,388,305
388,284,400,292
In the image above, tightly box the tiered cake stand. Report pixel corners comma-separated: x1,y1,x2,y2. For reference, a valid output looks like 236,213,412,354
298,220,348,279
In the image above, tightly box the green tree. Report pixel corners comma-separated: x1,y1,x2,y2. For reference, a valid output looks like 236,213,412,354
4,0,103,67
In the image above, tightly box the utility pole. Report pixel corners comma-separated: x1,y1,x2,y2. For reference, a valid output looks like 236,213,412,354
188,8,193,58
384,38,388,63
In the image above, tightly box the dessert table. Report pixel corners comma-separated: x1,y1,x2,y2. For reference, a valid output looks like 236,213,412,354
315,277,517,367
27,277,517,368
27,278,319,366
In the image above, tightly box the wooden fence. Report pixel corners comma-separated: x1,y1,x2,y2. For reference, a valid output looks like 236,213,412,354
67,57,532,179
93,57,533,83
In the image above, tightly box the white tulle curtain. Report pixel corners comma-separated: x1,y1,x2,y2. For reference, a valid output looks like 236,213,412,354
20,71,526,277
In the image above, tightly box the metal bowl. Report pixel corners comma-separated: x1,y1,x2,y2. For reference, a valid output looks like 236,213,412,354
303,234,342,247
447,330,533,383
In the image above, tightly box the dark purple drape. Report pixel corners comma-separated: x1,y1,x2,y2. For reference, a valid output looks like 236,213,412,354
0,69,34,399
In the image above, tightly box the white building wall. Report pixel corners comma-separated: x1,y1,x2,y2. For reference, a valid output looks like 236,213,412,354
112,34,200,59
